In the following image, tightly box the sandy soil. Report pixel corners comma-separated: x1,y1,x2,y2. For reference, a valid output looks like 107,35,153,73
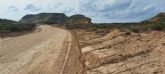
75,29,165,74
0,25,72,74
2,25,164,74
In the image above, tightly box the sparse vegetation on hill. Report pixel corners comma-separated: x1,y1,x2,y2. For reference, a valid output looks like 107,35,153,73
0,19,17,24
90,22,164,32
65,14,92,29
81,13,165,32
67,14,91,25
0,23,36,32
63,12,165,33
0,12,165,37
0,19,36,33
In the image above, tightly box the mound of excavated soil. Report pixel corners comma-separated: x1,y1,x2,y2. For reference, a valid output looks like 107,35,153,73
75,29,165,74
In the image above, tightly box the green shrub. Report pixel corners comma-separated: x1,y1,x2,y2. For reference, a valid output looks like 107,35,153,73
0,23,36,33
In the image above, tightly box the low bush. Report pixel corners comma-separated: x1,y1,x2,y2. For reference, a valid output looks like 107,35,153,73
0,23,36,33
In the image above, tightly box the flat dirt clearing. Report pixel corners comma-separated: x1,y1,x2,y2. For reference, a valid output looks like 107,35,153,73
0,25,72,74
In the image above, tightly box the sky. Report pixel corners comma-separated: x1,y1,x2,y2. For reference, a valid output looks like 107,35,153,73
0,0,165,23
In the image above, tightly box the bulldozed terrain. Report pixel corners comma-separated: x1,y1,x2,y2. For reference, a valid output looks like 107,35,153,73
0,12,165,74
74,28,165,74
1,25,165,74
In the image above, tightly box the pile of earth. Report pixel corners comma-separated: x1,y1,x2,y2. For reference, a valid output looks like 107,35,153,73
75,28,165,74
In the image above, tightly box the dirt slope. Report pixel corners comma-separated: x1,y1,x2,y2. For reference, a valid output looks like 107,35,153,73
75,29,165,74
0,25,73,74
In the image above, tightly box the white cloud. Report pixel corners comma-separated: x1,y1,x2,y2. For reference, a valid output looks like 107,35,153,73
24,4,42,12
78,0,163,23
7,5,19,12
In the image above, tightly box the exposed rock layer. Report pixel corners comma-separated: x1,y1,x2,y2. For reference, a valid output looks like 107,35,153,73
20,13,68,24
20,13,91,25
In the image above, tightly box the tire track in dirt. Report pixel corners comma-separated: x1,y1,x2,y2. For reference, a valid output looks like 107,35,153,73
61,31,86,74
60,33,72,74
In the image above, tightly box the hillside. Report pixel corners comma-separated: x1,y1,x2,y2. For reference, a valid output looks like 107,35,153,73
65,14,92,29
85,13,165,32
0,19,36,37
68,14,91,25
0,19,17,25
0,13,92,37
20,13,68,24
149,13,165,22
140,12,165,31
20,13,92,26
1,12,165,37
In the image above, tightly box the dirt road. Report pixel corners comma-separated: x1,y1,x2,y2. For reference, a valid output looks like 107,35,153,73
0,25,72,74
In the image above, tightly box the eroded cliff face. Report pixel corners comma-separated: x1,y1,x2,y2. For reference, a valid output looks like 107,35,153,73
74,29,165,74
20,13,68,24
20,13,92,26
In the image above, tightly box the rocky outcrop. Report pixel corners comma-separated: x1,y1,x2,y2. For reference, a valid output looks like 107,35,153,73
20,13,68,24
20,13,92,26
67,14,91,25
